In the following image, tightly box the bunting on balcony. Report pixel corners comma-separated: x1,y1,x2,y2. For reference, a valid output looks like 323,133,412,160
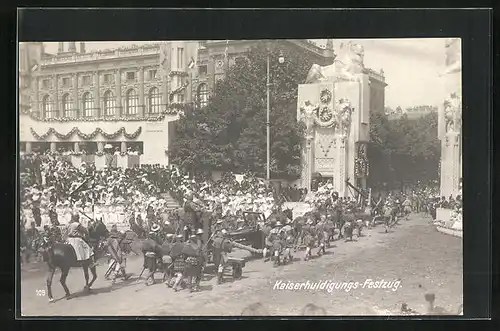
30,127,142,141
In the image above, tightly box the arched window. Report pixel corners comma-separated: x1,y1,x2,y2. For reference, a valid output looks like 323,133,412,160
103,90,115,116
82,92,94,117
42,95,56,118
197,83,209,108
126,89,139,115
148,87,161,114
62,93,75,117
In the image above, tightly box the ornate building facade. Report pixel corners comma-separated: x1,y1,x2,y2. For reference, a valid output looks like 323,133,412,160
19,40,386,167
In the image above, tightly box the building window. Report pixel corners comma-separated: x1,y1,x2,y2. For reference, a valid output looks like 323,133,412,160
82,75,91,86
104,73,113,84
126,72,136,81
42,95,56,118
62,77,70,88
82,92,94,117
42,79,51,89
62,93,76,117
148,87,161,114
177,93,185,104
235,56,246,65
126,89,139,115
177,48,184,68
103,90,115,116
149,69,157,80
198,65,207,75
197,83,209,108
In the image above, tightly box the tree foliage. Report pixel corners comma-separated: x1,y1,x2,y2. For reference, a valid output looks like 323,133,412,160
367,110,440,189
170,45,311,178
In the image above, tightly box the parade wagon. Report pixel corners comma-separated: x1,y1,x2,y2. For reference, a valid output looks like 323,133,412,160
227,211,265,250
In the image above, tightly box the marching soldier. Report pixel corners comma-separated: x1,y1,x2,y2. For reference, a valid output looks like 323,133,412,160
106,225,130,284
185,234,203,292
316,217,327,256
141,226,163,286
303,218,316,261
212,229,233,284
171,234,187,291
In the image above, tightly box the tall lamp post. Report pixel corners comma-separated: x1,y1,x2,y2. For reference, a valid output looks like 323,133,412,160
266,50,285,182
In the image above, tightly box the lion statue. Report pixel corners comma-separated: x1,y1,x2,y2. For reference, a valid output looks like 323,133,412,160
305,42,365,84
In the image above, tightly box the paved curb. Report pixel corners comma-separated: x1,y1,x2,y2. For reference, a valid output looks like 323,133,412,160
436,226,463,238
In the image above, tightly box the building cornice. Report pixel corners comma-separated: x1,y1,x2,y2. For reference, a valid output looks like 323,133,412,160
40,44,161,67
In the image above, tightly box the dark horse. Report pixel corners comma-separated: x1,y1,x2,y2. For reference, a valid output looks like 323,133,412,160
43,219,109,303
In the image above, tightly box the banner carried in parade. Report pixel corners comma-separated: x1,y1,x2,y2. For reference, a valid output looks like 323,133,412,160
282,202,312,219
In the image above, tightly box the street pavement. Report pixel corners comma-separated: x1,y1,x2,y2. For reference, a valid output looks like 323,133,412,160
20,213,462,316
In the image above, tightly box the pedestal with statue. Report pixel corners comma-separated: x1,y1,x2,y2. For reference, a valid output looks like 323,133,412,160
435,38,462,238
297,42,374,197
438,38,462,199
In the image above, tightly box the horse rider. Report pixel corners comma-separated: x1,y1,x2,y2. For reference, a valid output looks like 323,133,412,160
141,224,163,286
48,203,60,226
66,212,97,268
212,229,233,284
44,215,63,246
106,224,130,284
183,192,201,233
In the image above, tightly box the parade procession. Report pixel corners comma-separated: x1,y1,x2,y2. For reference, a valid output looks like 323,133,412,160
18,38,463,316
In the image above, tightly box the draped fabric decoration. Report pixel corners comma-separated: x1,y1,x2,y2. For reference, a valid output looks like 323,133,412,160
354,143,369,178
30,127,142,141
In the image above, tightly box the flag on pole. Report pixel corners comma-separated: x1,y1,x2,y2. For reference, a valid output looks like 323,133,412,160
188,57,196,69
69,177,95,199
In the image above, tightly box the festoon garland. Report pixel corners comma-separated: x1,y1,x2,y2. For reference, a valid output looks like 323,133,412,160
30,127,142,141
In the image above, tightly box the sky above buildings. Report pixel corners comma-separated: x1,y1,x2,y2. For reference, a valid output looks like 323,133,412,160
43,38,456,109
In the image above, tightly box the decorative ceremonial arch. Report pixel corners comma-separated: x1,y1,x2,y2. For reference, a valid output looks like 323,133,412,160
297,42,372,197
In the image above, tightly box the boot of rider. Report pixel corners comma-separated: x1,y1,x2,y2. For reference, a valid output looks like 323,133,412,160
262,247,268,261
145,269,154,286
274,250,280,266
121,267,129,280
90,255,97,268
217,264,224,284
172,273,183,291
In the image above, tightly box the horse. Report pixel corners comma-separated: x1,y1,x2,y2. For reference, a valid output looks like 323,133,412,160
41,222,109,303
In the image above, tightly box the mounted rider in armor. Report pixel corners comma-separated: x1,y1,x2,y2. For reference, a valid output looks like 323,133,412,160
183,192,202,236
66,212,97,268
